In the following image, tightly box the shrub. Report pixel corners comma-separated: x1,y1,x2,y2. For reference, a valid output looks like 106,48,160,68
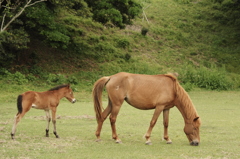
141,27,149,36
117,38,130,49
177,65,234,90
46,73,66,84
67,76,78,85
8,72,28,85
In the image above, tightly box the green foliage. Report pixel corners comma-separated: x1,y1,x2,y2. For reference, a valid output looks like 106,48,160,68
85,0,142,28
46,73,66,84
116,38,130,49
141,27,149,36
177,65,235,90
0,29,29,67
25,3,70,49
45,73,78,85
4,71,28,85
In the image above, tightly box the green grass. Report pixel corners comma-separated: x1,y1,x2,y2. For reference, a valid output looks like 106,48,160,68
1,91,240,158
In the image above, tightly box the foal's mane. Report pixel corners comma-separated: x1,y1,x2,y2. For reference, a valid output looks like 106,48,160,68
48,84,69,91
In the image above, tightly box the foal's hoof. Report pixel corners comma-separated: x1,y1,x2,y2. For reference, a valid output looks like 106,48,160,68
10,133,15,140
95,139,102,142
115,139,122,144
145,141,152,145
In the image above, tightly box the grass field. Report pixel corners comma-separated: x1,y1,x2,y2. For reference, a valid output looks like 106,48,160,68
0,90,240,159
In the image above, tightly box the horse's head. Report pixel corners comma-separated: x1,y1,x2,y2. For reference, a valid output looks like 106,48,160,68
64,84,76,103
184,117,201,146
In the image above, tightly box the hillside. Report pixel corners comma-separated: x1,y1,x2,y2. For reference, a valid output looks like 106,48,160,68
1,0,240,91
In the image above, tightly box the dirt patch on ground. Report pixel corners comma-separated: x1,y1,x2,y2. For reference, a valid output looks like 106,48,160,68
26,115,95,120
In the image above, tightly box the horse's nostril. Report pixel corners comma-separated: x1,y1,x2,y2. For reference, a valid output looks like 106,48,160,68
190,141,199,146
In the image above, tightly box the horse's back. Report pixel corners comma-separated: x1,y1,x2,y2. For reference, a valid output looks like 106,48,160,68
106,72,176,109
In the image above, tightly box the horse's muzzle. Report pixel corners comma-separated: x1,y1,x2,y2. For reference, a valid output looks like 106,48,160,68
190,141,199,146
72,98,76,103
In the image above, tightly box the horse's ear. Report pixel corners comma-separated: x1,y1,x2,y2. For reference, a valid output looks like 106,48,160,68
193,117,199,122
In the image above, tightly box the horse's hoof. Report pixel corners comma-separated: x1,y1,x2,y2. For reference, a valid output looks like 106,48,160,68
145,141,152,145
115,140,122,144
166,141,172,144
95,139,101,142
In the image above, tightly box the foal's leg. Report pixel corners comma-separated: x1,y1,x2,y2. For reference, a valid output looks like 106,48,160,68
163,109,172,144
45,110,51,137
95,104,112,142
11,112,26,139
11,105,30,139
145,106,164,145
51,107,59,138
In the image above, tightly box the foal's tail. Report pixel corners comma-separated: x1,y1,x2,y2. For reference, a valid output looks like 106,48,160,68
17,95,23,114
92,77,110,121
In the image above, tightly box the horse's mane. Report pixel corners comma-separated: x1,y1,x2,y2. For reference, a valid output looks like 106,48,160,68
48,84,69,91
164,73,198,120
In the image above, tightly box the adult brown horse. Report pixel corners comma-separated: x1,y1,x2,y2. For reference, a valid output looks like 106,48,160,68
11,84,76,139
93,72,201,146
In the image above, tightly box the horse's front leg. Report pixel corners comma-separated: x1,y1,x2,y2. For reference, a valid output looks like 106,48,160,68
163,109,172,144
145,106,164,145
51,107,59,138
45,110,51,137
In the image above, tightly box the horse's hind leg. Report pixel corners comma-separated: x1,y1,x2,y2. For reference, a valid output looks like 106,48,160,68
109,104,122,143
145,106,164,145
95,104,112,142
45,110,51,137
163,109,172,144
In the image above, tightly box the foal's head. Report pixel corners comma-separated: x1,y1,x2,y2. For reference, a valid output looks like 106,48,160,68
184,117,201,146
50,84,76,103
63,84,76,103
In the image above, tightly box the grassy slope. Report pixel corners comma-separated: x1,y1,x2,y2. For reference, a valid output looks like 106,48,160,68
3,0,240,92
24,0,239,75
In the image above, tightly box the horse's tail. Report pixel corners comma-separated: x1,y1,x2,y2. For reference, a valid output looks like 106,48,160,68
92,76,111,122
17,95,23,114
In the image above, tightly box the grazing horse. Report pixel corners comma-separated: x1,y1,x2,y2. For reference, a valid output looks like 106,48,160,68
11,84,76,139
92,72,201,146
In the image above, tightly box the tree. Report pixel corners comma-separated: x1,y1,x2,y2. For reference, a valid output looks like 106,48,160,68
0,0,47,33
85,0,142,28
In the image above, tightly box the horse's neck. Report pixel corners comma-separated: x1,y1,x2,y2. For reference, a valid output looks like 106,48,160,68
175,100,198,124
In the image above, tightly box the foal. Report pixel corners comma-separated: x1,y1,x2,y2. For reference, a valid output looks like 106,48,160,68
11,84,76,139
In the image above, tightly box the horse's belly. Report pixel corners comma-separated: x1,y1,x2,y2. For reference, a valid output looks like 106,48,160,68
125,97,156,110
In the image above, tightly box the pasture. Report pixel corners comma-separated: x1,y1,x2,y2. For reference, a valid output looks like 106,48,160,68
0,91,240,159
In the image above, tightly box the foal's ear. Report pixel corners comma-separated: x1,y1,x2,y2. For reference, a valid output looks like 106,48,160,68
193,117,199,122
